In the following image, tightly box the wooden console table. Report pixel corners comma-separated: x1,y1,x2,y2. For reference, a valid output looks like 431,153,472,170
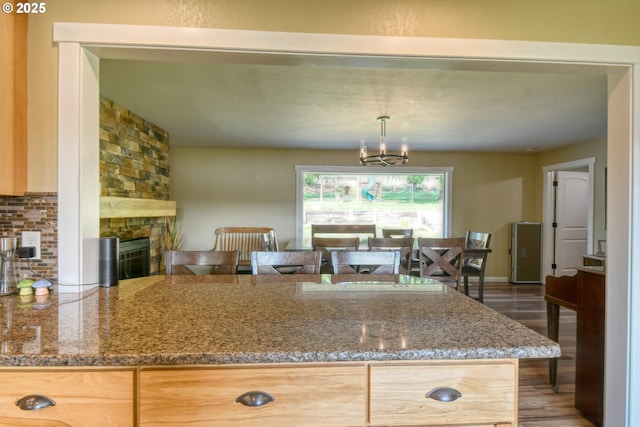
582,254,605,267
545,266,605,427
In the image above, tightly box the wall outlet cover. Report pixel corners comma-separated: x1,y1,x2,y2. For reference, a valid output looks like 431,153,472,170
21,231,41,260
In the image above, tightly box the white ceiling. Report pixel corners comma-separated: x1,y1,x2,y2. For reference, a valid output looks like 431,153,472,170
99,50,608,154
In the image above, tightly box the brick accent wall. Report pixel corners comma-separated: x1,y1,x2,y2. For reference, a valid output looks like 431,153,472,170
99,96,171,274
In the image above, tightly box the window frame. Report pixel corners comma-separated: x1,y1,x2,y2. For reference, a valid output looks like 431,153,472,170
295,165,454,239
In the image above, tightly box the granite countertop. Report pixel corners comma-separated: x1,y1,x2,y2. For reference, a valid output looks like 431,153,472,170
0,274,560,367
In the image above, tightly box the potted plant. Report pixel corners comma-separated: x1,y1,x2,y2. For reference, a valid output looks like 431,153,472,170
161,217,182,272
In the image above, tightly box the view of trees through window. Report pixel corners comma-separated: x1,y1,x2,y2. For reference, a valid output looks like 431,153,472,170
300,171,448,240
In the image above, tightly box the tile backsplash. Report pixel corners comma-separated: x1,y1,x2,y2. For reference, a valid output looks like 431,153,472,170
0,193,58,280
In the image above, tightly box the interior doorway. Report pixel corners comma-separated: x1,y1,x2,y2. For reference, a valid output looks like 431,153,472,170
552,170,589,276
542,158,595,280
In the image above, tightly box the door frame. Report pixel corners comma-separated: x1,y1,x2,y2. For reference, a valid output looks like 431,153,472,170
53,24,638,426
542,157,595,280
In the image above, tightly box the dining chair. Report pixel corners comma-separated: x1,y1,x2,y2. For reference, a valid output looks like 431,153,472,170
331,250,400,274
251,250,322,274
261,229,279,252
165,250,239,275
381,228,413,238
311,237,360,274
417,237,465,289
212,227,278,270
462,230,492,302
367,237,414,275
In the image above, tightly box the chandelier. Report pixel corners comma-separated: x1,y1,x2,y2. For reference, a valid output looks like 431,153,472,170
359,116,408,166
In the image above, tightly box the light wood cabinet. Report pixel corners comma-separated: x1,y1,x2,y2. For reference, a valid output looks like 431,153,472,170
0,360,517,427
0,12,28,196
139,364,367,427
370,359,517,426
140,360,516,427
0,368,135,426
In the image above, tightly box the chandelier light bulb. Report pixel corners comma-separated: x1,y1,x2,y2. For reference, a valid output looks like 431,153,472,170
359,140,367,160
401,138,408,157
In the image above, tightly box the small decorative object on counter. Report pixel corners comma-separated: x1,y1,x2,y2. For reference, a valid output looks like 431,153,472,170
18,294,34,309
17,278,35,296
32,279,52,296
33,294,52,309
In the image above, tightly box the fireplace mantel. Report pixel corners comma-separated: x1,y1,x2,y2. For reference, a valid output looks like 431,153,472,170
100,196,176,218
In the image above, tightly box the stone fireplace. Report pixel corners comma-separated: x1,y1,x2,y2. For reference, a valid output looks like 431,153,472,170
0,97,175,280
99,96,174,275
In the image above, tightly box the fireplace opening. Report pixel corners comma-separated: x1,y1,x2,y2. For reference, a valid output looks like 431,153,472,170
119,237,150,280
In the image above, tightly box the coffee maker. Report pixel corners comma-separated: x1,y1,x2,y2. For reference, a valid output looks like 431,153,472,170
0,237,18,296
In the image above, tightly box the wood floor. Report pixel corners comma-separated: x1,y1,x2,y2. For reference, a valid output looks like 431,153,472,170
481,281,596,427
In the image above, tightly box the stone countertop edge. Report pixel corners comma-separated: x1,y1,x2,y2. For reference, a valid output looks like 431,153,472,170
0,274,561,367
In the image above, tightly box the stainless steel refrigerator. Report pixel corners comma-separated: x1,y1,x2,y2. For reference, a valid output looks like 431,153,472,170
509,222,542,283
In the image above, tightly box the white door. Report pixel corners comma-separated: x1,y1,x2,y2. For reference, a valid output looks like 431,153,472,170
554,171,589,276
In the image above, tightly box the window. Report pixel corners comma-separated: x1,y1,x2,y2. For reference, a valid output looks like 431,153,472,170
295,166,453,240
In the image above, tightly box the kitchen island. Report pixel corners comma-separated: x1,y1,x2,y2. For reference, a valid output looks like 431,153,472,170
0,274,559,427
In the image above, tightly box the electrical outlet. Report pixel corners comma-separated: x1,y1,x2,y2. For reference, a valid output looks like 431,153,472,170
22,231,41,260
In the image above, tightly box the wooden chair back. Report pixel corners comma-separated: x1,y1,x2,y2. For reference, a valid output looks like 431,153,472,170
262,230,279,252
368,237,415,275
311,224,376,238
464,230,492,270
165,250,239,275
251,251,322,274
212,227,277,266
417,237,465,288
461,231,492,303
311,237,360,274
382,228,413,238
331,250,400,274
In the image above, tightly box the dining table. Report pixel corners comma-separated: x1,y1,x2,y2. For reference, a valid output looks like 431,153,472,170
285,237,492,301
284,237,491,257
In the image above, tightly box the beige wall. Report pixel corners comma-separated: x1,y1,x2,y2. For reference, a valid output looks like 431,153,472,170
171,147,541,278
26,0,640,191
172,137,605,279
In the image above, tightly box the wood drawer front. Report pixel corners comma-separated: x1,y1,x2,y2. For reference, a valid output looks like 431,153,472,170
0,369,135,427
369,360,517,426
140,365,366,427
